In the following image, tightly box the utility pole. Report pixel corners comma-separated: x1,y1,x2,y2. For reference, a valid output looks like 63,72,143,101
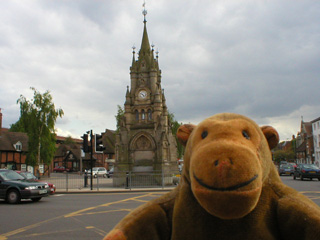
90,130,93,190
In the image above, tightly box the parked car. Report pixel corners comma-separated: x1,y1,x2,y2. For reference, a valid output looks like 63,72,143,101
173,173,181,185
278,164,294,176
53,166,70,173
280,161,288,165
107,167,114,178
289,162,297,168
0,169,49,204
87,167,107,178
293,164,320,181
16,171,56,194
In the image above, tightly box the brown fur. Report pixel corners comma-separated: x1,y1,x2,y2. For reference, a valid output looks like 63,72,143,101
104,113,320,240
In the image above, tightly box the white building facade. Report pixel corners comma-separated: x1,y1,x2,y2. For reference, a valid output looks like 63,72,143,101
312,117,320,167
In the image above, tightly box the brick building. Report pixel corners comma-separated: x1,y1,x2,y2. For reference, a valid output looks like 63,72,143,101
0,108,29,171
295,118,314,164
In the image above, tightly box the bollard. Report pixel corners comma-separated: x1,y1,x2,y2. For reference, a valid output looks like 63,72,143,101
97,175,99,191
125,172,129,189
84,171,88,188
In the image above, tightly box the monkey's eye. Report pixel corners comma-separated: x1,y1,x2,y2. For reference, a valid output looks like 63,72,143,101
201,130,208,139
242,130,250,140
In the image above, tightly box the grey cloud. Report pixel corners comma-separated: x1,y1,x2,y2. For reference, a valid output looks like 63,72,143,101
0,0,319,141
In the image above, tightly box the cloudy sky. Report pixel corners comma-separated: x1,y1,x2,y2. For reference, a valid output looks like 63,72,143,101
1,0,319,141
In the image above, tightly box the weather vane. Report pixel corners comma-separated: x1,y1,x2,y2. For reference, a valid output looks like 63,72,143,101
142,0,147,22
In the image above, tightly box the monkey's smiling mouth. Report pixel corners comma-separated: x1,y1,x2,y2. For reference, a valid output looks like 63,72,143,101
193,173,258,191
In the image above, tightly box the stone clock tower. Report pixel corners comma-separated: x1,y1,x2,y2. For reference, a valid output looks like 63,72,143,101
114,6,177,186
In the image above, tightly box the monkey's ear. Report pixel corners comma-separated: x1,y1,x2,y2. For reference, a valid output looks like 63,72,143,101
177,124,196,146
261,126,279,150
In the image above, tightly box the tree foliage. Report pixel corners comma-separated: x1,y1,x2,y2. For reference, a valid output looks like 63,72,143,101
168,112,184,159
115,105,125,133
273,144,296,164
64,136,76,145
10,87,64,166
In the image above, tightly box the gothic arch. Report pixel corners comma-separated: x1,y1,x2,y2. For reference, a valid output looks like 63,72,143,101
129,132,156,151
129,132,156,171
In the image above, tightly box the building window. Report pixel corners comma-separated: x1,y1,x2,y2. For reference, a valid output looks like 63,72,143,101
14,141,22,152
148,109,152,120
141,110,145,120
135,110,139,121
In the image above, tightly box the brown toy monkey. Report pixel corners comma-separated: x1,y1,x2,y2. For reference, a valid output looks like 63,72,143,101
104,113,320,240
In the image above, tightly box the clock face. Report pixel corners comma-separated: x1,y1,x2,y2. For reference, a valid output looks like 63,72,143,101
139,90,147,99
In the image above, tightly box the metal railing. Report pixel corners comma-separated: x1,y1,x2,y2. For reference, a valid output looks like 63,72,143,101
113,171,180,189
41,170,180,192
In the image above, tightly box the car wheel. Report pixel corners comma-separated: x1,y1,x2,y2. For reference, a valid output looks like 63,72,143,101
293,175,296,180
31,197,42,202
300,175,304,181
318,178,320,181
6,189,21,204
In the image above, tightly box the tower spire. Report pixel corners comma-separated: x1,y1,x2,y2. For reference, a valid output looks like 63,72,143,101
139,0,151,59
132,45,136,64
142,0,147,23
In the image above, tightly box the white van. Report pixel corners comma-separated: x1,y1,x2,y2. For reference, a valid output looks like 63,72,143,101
88,167,107,178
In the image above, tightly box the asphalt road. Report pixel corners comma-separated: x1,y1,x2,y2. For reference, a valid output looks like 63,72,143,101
0,176,320,240
0,191,167,240
280,175,320,206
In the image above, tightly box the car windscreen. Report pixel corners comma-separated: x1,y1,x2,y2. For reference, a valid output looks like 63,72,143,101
301,164,319,169
0,171,25,181
309,165,320,170
282,165,293,169
19,172,37,180
88,168,98,172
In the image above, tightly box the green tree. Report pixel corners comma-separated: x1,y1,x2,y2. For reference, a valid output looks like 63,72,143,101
115,105,124,133
273,147,296,164
64,136,75,145
10,87,64,166
168,112,184,159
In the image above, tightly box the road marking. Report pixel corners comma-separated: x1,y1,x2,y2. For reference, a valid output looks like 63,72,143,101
0,216,62,239
0,192,166,239
86,225,108,236
132,198,149,203
86,226,95,229
79,209,132,216
64,192,158,218
300,191,320,194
